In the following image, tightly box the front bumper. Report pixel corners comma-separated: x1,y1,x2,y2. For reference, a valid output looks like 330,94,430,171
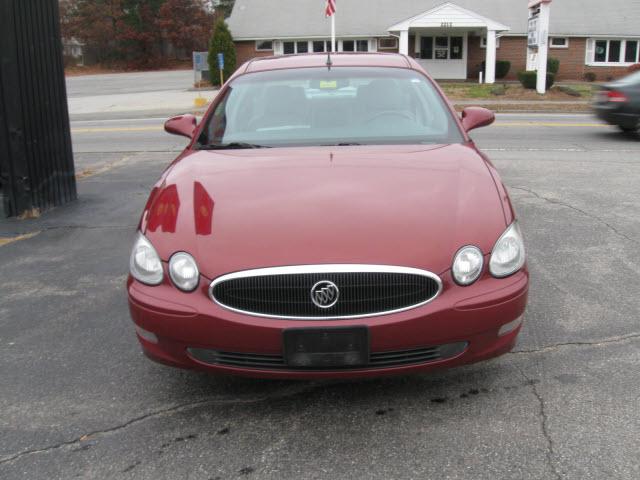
128,269,528,379
593,105,639,129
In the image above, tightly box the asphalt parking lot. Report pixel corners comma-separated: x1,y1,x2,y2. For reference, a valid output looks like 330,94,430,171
1,114,639,479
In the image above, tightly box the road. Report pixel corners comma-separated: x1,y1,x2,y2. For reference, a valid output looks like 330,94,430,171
1,113,639,479
66,70,194,98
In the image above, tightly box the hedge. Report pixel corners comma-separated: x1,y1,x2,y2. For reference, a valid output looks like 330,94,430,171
517,71,555,90
480,60,511,79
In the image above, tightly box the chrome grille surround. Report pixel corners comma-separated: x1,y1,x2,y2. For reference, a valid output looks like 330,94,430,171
208,264,443,320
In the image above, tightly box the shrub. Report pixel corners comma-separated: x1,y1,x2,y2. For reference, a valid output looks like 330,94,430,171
518,71,555,90
584,72,597,82
557,85,582,97
627,63,640,73
490,84,507,96
496,60,511,79
208,19,236,86
547,57,560,75
480,60,511,79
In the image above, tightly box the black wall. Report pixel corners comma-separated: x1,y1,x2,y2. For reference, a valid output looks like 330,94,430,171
0,0,76,217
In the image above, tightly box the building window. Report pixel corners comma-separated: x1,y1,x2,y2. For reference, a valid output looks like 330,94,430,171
450,37,463,59
419,36,464,60
341,39,368,52
282,41,311,55
591,39,640,65
480,36,501,48
313,40,331,52
625,41,639,63
434,37,448,59
550,37,568,49
378,37,398,50
255,40,273,51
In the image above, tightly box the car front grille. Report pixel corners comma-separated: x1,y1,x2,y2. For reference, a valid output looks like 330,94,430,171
209,265,442,319
187,342,468,371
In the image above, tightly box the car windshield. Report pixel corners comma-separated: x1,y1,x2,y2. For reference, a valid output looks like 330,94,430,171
198,66,464,148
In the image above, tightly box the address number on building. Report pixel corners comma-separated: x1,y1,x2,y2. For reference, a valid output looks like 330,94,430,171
441,22,453,28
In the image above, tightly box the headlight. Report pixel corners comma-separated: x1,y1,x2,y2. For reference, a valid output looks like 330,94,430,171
130,233,163,285
169,252,200,292
452,246,484,285
489,222,526,278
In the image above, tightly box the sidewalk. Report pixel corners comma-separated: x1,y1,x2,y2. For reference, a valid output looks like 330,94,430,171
67,89,218,120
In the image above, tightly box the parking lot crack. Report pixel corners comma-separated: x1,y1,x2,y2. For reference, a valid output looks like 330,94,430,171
509,186,639,246
517,367,561,480
512,332,640,354
0,382,323,466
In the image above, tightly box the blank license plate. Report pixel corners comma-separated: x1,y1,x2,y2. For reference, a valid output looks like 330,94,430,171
283,327,370,368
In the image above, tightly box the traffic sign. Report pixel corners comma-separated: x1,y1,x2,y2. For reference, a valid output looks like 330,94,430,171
193,51,208,72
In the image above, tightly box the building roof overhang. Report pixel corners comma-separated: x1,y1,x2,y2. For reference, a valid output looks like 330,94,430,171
388,2,510,32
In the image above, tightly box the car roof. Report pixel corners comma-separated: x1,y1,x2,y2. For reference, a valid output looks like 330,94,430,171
242,53,413,73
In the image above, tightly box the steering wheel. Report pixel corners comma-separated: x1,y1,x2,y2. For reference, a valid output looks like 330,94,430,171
365,110,415,124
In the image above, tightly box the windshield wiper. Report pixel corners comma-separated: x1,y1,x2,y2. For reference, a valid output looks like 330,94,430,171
198,142,271,150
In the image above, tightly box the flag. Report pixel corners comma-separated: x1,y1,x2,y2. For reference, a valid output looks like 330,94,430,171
325,0,336,17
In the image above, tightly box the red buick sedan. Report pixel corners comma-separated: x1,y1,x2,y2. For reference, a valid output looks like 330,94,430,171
128,53,528,379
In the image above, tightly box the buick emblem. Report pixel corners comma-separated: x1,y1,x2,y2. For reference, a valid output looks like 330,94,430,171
310,280,340,309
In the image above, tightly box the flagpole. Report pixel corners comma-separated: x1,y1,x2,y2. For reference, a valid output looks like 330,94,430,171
331,14,336,52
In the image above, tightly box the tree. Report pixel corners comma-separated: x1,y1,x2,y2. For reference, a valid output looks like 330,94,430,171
208,19,236,86
213,0,235,18
157,0,214,55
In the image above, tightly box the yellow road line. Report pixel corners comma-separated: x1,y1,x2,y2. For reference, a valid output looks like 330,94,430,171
0,232,40,247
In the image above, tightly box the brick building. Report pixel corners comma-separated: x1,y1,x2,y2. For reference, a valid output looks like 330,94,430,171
227,0,640,82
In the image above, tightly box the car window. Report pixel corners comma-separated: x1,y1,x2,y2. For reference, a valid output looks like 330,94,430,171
199,67,464,148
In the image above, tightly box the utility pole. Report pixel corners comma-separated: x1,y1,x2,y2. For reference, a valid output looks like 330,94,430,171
0,0,76,217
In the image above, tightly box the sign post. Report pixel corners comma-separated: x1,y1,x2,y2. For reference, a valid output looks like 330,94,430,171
527,0,552,94
217,53,225,86
192,51,208,85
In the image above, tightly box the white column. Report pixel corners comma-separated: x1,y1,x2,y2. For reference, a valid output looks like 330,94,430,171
536,2,551,94
399,30,409,55
485,29,497,84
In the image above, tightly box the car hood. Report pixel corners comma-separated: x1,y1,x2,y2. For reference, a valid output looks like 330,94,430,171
143,144,507,279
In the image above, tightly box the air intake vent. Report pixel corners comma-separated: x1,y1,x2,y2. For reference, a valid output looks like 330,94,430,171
188,342,468,371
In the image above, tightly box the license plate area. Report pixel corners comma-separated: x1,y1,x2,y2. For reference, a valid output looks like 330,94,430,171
283,326,370,369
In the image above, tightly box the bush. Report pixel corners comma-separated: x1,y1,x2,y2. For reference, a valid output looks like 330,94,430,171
518,71,555,90
496,60,511,79
208,19,236,86
480,60,511,79
490,84,506,96
627,63,640,73
584,72,597,82
547,57,560,75
557,85,582,97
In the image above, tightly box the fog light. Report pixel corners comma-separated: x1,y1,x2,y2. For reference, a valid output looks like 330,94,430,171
498,316,524,336
135,325,158,344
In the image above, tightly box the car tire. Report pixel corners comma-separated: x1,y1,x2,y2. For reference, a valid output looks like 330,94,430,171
618,122,639,133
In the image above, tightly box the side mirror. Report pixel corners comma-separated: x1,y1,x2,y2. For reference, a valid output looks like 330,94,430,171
461,107,495,132
164,114,197,139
